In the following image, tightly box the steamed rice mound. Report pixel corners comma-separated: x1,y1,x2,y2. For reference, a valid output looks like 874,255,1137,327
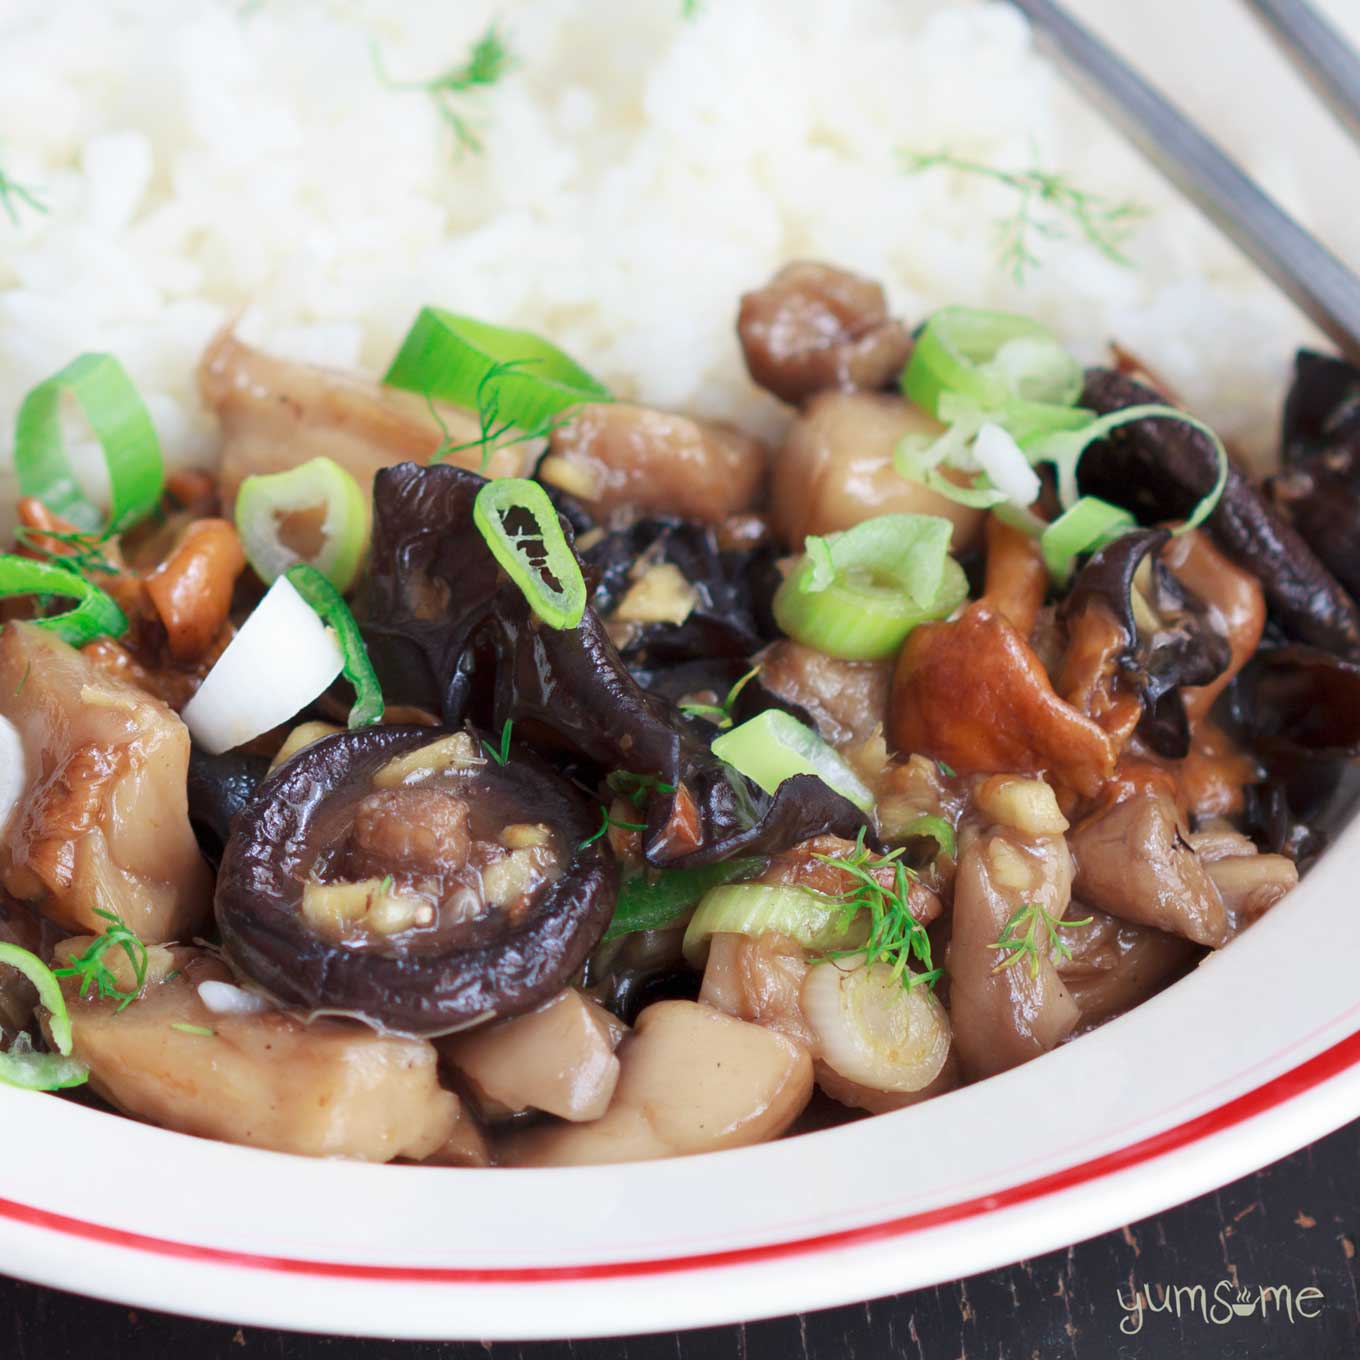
0,0,1348,512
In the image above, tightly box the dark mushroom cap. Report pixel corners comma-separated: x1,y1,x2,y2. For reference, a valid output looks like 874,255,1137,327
214,724,617,1035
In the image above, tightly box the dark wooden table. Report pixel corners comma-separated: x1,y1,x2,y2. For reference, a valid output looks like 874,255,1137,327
4,1118,1358,1360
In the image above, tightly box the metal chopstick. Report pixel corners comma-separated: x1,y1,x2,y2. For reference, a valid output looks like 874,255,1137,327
1005,0,1360,365
1241,0,1360,147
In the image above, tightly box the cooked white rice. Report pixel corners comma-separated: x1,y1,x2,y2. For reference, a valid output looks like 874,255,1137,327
2,0,1358,521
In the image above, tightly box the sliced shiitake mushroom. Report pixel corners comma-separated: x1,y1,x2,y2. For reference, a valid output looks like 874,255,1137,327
215,725,618,1034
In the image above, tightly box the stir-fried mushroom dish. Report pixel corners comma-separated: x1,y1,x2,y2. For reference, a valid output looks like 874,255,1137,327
2,262,1356,1167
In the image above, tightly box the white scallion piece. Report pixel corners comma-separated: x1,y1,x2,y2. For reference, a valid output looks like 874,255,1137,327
197,980,272,1016
973,421,1041,507
801,955,951,1093
182,576,343,755
0,716,28,835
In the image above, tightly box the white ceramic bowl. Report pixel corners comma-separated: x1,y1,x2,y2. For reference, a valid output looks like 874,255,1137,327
2,813,1359,1339
5,0,1360,1340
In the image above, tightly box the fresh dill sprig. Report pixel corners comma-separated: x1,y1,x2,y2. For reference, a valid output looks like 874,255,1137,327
580,805,647,851
0,161,49,229
481,718,513,766
901,149,1147,285
52,908,149,1012
813,829,939,990
15,525,120,577
607,770,678,809
428,359,561,472
678,665,760,730
990,901,1093,978
371,24,514,155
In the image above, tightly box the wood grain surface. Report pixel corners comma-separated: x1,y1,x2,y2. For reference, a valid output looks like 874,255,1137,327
3,1117,1357,1360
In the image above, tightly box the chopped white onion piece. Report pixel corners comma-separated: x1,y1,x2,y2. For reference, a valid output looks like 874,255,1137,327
973,421,1041,508
182,576,343,755
801,955,951,1094
197,980,272,1016
0,715,28,835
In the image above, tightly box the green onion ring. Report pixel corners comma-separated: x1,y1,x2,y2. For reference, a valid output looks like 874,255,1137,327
0,554,128,646
235,456,368,593
383,307,611,434
14,353,164,533
473,478,587,630
1027,404,1230,528
774,515,967,661
0,942,88,1092
1039,496,1136,586
903,307,1083,418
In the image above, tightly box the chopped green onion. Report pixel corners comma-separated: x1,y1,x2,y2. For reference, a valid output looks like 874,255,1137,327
773,515,967,661
903,307,1083,419
898,813,957,860
0,942,88,1091
235,457,368,593
604,859,765,942
712,709,875,813
13,354,164,533
169,1022,215,1038
283,564,384,726
472,478,587,629
1039,496,1136,586
383,308,610,437
682,883,870,966
0,554,128,646
1026,403,1229,527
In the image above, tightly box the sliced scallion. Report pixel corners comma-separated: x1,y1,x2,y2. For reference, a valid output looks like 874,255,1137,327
897,813,957,861
604,859,765,942
235,457,368,593
773,514,967,661
711,709,875,813
473,478,587,629
383,307,610,436
0,554,127,646
1026,403,1229,526
1039,496,1136,585
14,354,164,533
0,942,88,1092
903,307,1083,418
681,883,869,966
182,576,344,754
283,564,385,727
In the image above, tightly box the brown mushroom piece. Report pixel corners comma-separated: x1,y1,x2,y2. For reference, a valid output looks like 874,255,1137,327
0,623,212,943
1185,826,1298,933
754,640,893,749
890,601,1118,799
1054,906,1198,1028
1069,790,1228,947
947,825,1081,1082
441,988,625,1123
214,726,617,1034
199,329,532,510
771,390,985,551
736,261,914,404
51,943,465,1162
506,1000,813,1166
540,402,767,526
